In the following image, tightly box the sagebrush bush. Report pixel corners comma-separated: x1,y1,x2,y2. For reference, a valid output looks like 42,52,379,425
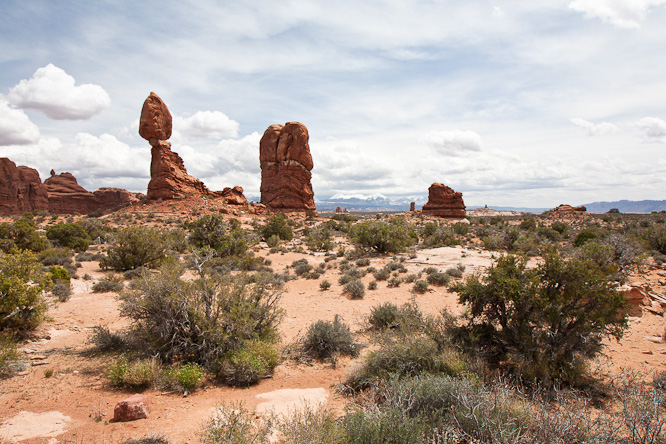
92,280,124,293
305,225,334,251
426,271,450,286
88,325,125,352
368,302,398,330
292,259,312,276
387,277,402,288
302,315,360,360
372,267,390,281
101,226,169,271
108,356,159,390
344,279,365,299
51,283,72,302
368,281,378,290
413,280,428,294
221,339,279,387
319,280,331,290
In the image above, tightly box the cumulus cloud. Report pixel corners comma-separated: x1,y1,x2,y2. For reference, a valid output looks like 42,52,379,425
570,118,619,136
568,0,666,28
174,111,239,138
419,130,484,155
0,99,40,145
634,116,666,142
7,64,110,120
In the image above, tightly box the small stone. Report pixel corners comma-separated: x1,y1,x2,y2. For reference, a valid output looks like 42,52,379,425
642,350,654,355
113,394,150,422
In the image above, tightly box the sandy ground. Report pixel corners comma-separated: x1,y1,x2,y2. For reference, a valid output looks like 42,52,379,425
1,245,665,443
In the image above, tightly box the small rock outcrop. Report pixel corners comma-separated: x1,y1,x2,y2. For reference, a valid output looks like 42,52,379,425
259,122,315,212
220,186,248,205
113,394,150,422
93,188,143,209
410,202,416,212
44,171,101,214
0,158,49,214
422,183,466,218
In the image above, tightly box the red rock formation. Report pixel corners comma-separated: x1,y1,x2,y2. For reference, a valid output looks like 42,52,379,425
259,122,315,212
421,183,466,218
146,140,211,200
0,158,49,214
550,204,588,215
220,186,247,205
139,92,172,142
410,202,416,212
94,188,143,209
44,171,101,214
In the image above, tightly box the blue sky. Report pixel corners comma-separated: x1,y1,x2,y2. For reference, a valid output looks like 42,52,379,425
1,0,665,208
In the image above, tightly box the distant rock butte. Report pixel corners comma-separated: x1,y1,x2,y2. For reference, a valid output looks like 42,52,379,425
550,204,587,214
0,159,141,215
259,122,315,212
421,183,466,218
0,158,49,214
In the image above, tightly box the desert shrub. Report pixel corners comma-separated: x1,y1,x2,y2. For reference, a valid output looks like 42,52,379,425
108,356,159,390
46,223,91,252
75,252,95,262
452,222,469,235
0,250,51,331
344,335,465,392
305,272,321,280
519,218,537,231
305,225,334,251
0,219,47,253
319,280,331,290
355,257,371,267
88,325,125,352
653,370,666,391
551,221,568,234
0,334,23,378
49,265,71,283
291,259,312,276
372,268,390,281
538,226,561,241
573,229,597,247
349,219,417,254
260,212,293,241
451,253,627,383
344,279,365,299
119,263,283,372
38,247,73,267
187,214,249,257
387,277,402,288
413,280,428,294
645,225,666,254
278,405,346,444
51,283,72,301
92,280,124,293
404,273,418,283
369,302,399,330
445,267,463,278
368,281,378,290
200,404,272,444
343,408,430,444
302,315,360,360
123,267,148,280
161,362,204,392
101,226,169,271
221,339,279,387
426,272,450,286
121,434,170,444
422,223,458,248
266,234,281,248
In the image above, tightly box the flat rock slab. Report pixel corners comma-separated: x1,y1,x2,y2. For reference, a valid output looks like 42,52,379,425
0,411,71,441
255,388,328,417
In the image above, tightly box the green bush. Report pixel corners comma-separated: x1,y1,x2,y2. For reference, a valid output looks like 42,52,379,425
292,259,312,276
51,283,72,302
305,225,334,251
101,226,169,271
119,264,283,372
551,221,568,234
0,220,47,253
260,213,293,241
92,280,124,293
413,280,428,294
108,356,159,390
46,223,91,252
519,218,537,231
387,277,402,288
319,280,331,291
343,408,429,444
421,223,458,248
0,250,51,331
573,229,597,247
426,272,450,286
368,281,378,290
187,214,249,257
368,302,399,330
0,334,23,378
372,267,390,281
344,279,365,299
88,325,125,352
445,267,463,278
349,219,417,254
221,340,279,387
451,253,627,383
302,315,360,360
452,222,469,235
200,404,272,444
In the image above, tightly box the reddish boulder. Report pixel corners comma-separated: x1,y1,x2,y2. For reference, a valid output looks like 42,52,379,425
139,92,172,142
220,186,247,205
93,188,143,209
113,394,150,422
44,171,100,214
147,140,211,200
422,183,466,218
259,122,315,212
0,158,49,214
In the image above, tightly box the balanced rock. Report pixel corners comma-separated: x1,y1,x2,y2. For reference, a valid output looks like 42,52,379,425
147,140,211,200
422,183,466,218
113,394,150,422
259,122,315,212
44,171,100,214
0,158,49,214
139,92,172,142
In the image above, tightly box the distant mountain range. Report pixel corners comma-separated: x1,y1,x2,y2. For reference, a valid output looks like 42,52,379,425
247,194,666,214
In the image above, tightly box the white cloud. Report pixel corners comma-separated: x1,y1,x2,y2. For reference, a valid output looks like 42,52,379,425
0,99,40,145
568,0,666,28
7,64,110,120
174,111,239,139
570,118,619,136
419,130,484,156
634,116,666,142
